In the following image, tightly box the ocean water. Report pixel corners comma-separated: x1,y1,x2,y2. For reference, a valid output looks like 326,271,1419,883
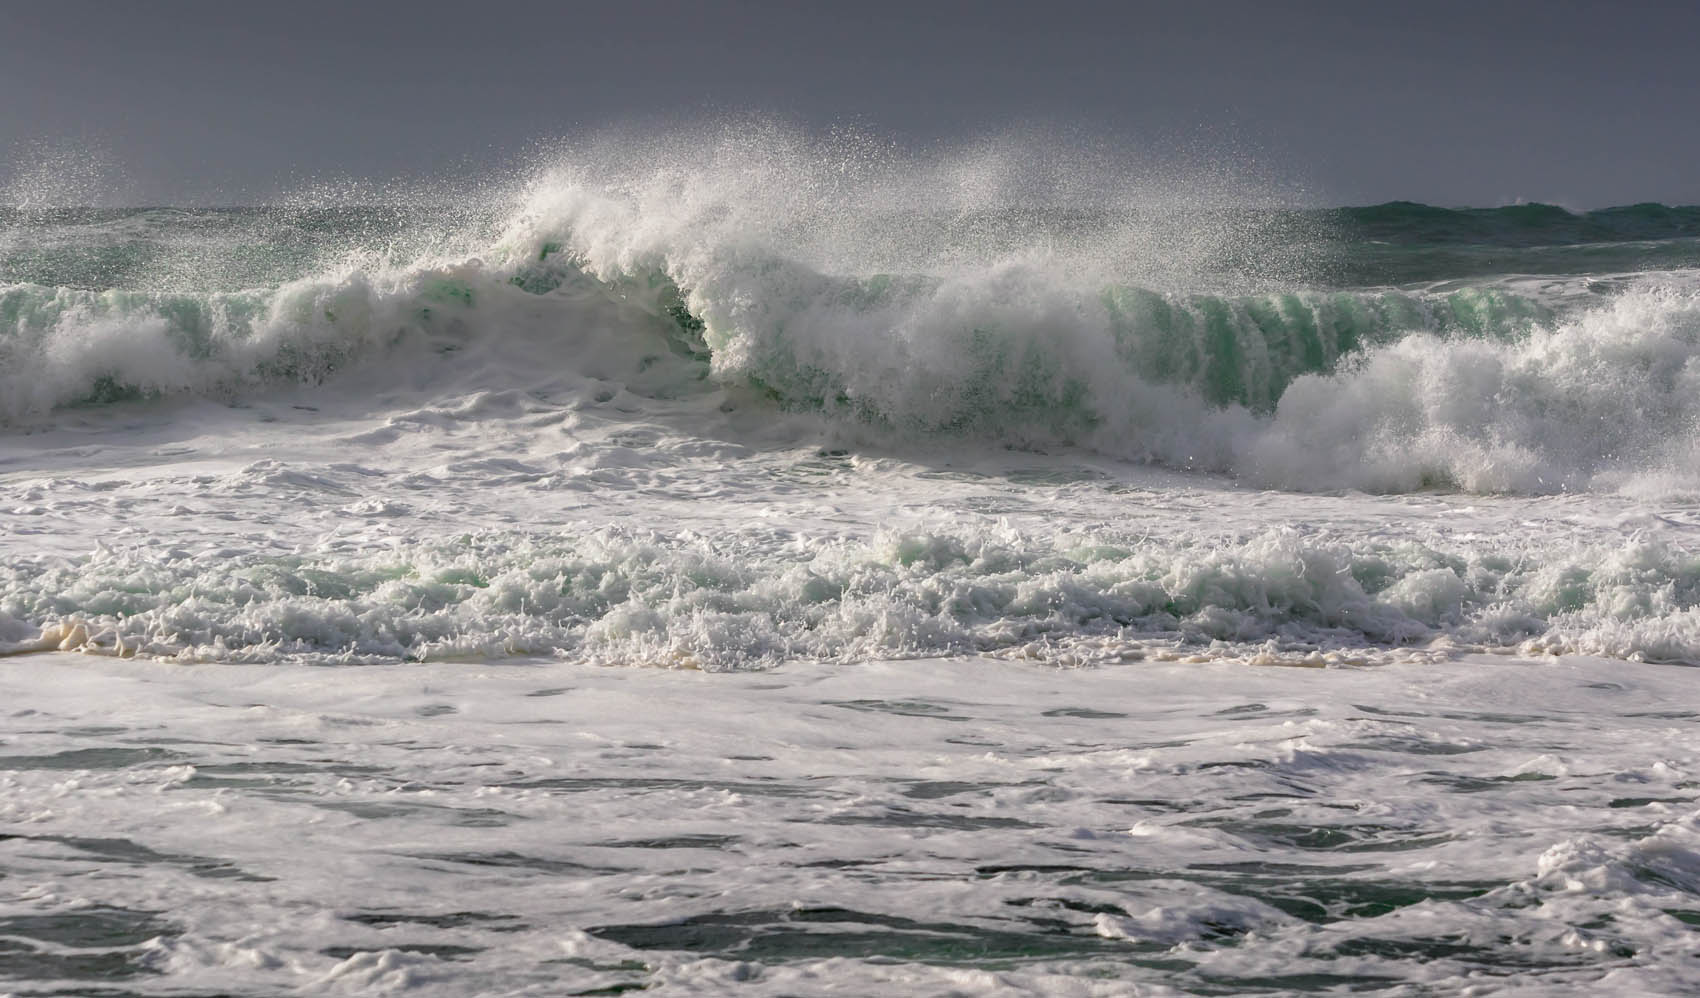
5,135,1700,995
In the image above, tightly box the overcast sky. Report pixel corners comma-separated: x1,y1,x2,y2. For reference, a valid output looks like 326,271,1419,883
3,0,1696,207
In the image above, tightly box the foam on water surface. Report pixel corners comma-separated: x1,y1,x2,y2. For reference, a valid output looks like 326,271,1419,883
4,652,1700,996
4,374,1700,668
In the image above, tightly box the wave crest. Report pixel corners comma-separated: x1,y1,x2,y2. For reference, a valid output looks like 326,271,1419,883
5,134,1700,496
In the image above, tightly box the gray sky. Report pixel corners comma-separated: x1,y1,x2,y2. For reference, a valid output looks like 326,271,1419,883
4,0,1696,207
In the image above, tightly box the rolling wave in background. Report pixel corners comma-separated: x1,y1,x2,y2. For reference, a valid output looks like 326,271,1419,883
6,131,1700,500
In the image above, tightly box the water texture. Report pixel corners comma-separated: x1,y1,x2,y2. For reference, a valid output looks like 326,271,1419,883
4,131,1700,995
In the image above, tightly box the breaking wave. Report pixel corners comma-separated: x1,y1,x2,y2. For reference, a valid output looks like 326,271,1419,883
4,131,1700,496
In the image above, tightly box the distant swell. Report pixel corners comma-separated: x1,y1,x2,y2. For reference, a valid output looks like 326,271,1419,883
1338,200,1700,247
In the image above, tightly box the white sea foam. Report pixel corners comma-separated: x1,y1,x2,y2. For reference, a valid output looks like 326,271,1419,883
5,652,1700,995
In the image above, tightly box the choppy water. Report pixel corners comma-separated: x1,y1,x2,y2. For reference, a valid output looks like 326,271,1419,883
4,131,1700,994
8,654,1700,996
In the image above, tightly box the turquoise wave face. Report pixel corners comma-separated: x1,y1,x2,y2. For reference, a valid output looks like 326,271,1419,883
502,249,1564,424
1098,284,1550,411
0,263,1552,422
